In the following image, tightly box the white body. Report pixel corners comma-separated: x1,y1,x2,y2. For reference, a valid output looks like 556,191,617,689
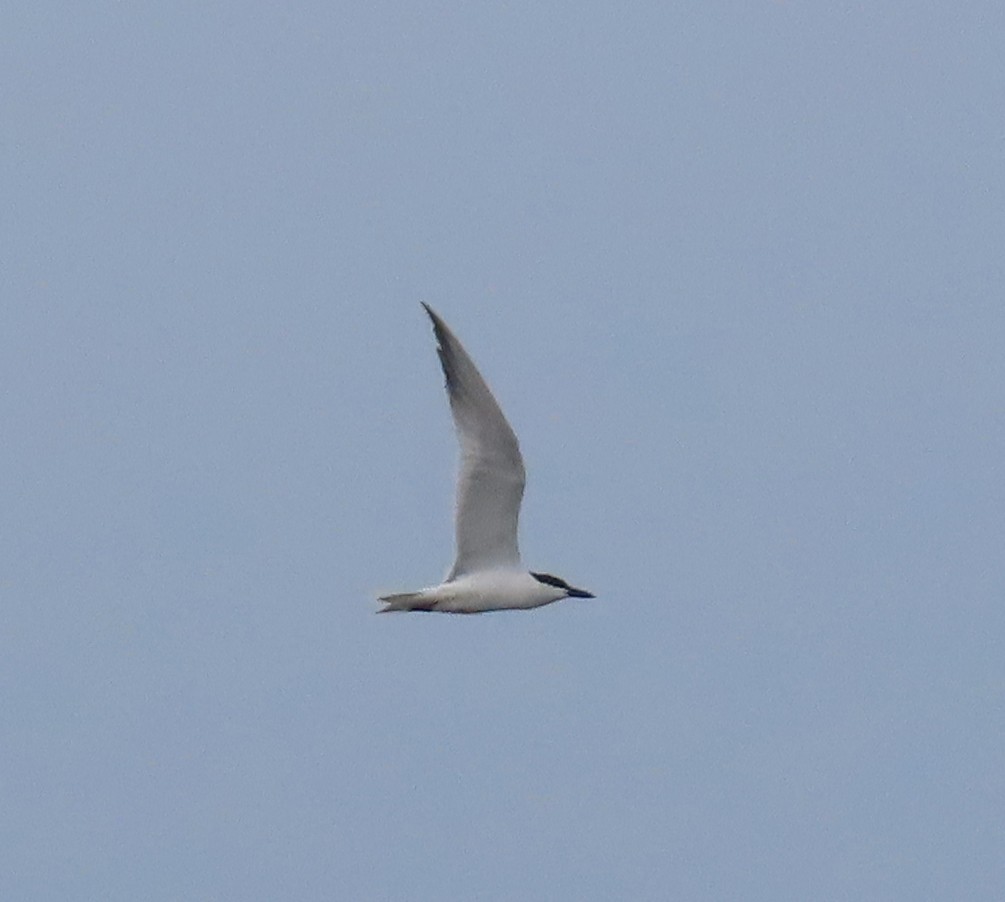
382,570,570,614
379,305,593,614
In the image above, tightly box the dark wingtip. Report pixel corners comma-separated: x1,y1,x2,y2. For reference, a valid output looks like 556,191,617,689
420,301,440,324
419,303,458,390
420,302,448,343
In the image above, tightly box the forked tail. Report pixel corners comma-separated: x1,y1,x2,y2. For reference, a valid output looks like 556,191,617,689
377,592,436,613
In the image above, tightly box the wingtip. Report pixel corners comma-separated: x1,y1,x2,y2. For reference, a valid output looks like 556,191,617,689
420,302,449,346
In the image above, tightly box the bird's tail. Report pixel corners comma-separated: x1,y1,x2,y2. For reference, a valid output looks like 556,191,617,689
377,592,436,613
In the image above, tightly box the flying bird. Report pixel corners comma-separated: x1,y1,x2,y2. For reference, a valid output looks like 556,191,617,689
379,304,594,613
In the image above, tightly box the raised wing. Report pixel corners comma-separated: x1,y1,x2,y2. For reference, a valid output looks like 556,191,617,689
422,303,526,578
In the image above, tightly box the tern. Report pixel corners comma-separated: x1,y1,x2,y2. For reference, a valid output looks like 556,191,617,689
379,304,594,613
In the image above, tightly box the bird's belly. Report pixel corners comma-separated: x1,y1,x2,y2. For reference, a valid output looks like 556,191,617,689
430,577,553,613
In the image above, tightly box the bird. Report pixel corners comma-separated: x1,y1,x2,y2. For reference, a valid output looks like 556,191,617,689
379,304,594,613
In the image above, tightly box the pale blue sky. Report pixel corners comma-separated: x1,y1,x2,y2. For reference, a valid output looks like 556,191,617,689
3,3,1004,899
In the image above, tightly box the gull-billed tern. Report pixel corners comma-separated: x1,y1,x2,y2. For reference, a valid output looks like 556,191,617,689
379,304,594,613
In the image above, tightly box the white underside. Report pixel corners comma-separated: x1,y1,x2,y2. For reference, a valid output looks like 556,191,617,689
382,569,567,613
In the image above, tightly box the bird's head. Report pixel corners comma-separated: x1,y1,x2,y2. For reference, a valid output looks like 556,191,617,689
531,571,595,600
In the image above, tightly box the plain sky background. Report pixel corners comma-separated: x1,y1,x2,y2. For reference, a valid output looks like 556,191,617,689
3,2,1003,900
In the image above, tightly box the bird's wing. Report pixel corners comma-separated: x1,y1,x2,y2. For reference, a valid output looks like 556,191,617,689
422,303,526,578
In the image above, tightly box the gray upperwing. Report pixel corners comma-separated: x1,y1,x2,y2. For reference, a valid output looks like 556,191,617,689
422,303,526,578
